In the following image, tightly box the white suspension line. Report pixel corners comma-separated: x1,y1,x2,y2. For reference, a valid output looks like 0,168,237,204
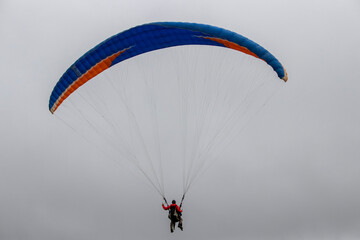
105,70,165,197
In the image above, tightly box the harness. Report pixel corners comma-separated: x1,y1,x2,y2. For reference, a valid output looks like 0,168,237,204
163,194,185,222
168,205,180,222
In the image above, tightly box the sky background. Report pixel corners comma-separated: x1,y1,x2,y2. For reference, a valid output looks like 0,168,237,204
1,0,360,239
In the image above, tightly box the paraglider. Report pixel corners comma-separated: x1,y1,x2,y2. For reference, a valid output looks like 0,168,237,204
49,22,287,232
162,199,183,232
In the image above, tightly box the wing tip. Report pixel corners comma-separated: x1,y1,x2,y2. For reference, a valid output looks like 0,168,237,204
282,68,288,82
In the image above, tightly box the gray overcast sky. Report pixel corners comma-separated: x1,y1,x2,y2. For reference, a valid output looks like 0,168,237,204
1,0,360,239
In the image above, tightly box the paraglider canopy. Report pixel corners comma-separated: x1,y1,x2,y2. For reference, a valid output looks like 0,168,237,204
49,22,287,114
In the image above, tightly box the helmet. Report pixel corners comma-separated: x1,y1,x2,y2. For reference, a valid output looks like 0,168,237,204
172,200,176,204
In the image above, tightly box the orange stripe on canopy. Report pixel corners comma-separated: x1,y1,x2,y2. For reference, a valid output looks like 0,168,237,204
199,36,260,59
50,49,125,113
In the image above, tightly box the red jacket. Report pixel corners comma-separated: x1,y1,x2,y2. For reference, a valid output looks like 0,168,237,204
162,203,182,213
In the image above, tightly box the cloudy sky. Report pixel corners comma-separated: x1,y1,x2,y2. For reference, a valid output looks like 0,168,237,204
1,0,360,239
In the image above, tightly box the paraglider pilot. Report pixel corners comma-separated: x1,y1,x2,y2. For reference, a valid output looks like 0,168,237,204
162,200,183,232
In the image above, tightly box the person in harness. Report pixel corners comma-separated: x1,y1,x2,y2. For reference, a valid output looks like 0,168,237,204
162,200,183,232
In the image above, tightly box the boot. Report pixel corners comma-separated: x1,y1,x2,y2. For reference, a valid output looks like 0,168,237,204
170,221,175,233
